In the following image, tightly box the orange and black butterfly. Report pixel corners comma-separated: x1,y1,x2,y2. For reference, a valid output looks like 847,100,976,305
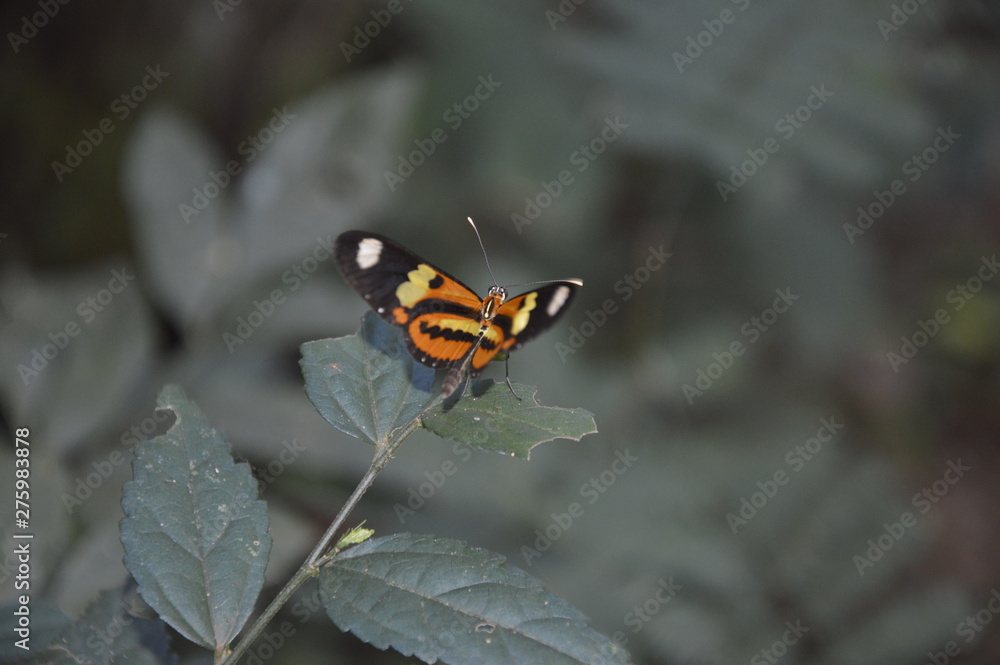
334,220,581,398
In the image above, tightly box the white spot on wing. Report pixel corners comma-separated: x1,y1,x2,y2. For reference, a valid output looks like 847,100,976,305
547,285,571,316
356,238,383,269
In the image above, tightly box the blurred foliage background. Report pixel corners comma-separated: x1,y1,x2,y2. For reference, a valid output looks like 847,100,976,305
2,1,1000,663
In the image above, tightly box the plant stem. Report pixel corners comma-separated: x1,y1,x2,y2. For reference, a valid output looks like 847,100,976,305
305,436,400,567
219,420,418,665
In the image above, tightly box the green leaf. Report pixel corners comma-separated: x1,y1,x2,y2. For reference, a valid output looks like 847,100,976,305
320,533,630,665
301,315,595,455
300,311,434,446
121,108,226,329
421,380,598,458
37,588,173,665
120,385,271,651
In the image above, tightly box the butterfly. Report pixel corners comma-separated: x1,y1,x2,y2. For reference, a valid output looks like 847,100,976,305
333,219,581,398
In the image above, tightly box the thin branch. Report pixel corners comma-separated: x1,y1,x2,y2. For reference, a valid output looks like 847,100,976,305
219,419,418,665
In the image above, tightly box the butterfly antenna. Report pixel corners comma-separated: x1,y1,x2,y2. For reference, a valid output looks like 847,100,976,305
504,277,584,289
467,217,499,286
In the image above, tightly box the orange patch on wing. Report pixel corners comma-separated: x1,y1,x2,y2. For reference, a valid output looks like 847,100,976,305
471,327,506,370
428,275,483,311
407,314,477,365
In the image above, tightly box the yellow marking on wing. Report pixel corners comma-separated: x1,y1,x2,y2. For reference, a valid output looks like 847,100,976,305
509,292,537,335
396,264,437,307
434,316,484,335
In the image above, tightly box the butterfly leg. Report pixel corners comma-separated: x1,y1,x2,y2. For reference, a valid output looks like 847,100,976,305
503,355,521,401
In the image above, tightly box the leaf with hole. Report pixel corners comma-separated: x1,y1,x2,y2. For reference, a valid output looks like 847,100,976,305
421,380,597,458
120,385,271,651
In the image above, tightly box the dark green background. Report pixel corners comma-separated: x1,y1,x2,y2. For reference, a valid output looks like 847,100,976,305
2,1,999,664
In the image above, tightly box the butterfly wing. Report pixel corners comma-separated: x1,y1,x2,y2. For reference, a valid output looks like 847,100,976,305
334,231,487,370
468,281,581,373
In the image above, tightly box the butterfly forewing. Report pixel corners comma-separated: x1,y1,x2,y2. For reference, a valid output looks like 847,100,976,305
497,283,578,346
334,231,481,324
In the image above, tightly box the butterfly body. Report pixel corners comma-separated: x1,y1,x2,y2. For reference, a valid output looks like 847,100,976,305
334,230,580,397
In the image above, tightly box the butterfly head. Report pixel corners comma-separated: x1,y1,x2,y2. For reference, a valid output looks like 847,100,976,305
487,284,508,302
481,285,508,322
